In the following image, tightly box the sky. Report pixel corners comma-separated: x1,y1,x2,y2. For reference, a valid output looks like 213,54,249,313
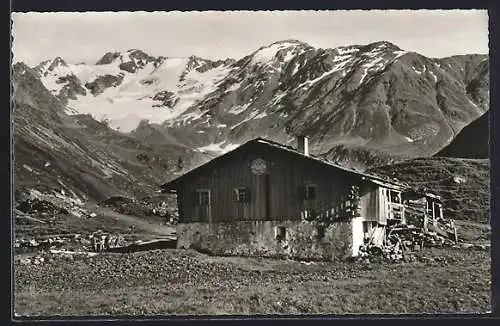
11,10,489,66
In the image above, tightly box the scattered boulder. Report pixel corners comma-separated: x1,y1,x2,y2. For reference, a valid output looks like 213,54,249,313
16,198,68,215
19,255,46,266
16,189,94,219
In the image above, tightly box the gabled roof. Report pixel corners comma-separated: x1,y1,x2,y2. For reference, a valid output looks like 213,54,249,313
161,137,407,191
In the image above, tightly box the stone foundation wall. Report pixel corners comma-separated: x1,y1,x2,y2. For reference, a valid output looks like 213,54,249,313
176,220,355,261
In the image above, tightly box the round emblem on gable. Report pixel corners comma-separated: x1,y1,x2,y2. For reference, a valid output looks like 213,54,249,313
251,158,267,175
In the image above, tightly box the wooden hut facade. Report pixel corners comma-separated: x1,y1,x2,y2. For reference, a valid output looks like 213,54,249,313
162,137,418,260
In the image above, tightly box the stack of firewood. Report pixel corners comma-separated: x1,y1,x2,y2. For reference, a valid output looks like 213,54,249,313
358,220,459,263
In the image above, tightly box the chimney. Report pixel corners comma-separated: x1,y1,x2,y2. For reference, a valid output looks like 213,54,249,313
297,135,309,156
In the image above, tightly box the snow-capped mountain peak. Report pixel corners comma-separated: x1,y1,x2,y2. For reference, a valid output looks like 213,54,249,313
48,56,68,70
249,39,313,66
34,57,70,77
33,50,236,132
27,40,488,161
159,40,487,159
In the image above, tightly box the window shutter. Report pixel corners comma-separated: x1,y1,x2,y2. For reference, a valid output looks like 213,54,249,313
205,191,211,206
233,188,239,202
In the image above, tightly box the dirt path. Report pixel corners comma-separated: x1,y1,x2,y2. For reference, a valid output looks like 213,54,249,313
94,206,176,237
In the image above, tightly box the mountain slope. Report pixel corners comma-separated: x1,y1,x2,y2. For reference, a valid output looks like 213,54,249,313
321,144,409,171
371,157,489,223
13,62,205,202
30,40,489,169
162,41,489,158
435,111,489,159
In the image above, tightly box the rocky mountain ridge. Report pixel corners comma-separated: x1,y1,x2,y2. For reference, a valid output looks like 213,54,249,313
32,40,488,162
13,62,208,203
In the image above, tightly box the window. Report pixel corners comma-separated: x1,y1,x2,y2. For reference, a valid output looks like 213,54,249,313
305,184,317,200
196,190,210,206
276,226,286,242
389,190,401,204
434,202,442,219
234,187,250,203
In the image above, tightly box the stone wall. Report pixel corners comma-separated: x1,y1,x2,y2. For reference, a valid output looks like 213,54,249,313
176,220,355,261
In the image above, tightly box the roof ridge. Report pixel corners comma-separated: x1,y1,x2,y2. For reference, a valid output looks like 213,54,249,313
162,137,407,190
251,137,406,186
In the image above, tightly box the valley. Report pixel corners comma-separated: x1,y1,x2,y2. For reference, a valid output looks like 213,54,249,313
11,38,491,316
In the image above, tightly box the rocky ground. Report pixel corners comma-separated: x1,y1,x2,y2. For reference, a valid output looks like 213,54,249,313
13,192,177,257
14,246,490,316
12,182,491,316
99,194,178,223
11,164,491,316
12,164,491,316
